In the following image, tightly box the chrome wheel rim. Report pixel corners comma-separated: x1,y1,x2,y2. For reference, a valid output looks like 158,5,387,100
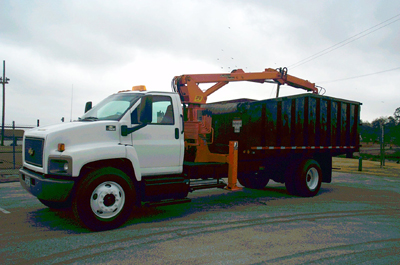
90,181,125,219
306,167,319,191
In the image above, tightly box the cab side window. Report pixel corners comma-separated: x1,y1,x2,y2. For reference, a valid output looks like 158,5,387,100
152,96,174,125
131,95,174,125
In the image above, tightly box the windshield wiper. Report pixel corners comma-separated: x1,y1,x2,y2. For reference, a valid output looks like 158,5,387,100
79,116,99,121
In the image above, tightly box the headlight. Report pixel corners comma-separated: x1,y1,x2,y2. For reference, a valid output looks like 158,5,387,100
48,156,72,176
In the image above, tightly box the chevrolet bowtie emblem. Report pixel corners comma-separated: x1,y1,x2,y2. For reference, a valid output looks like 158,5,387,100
28,148,35,156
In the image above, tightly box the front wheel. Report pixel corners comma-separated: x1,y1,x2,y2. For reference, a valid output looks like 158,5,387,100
72,167,136,231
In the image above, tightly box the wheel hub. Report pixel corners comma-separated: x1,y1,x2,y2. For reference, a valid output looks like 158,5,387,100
306,167,319,191
103,194,116,207
90,181,125,219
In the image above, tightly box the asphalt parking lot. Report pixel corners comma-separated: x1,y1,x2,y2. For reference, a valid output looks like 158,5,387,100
1,169,399,264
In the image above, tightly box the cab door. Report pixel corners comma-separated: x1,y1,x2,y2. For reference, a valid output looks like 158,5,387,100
130,94,183,176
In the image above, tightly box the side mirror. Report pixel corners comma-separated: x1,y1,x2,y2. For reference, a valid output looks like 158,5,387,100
139,96,152,124
85,101,92,113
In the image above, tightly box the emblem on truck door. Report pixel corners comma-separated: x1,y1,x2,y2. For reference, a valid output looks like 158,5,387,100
106,125,116,131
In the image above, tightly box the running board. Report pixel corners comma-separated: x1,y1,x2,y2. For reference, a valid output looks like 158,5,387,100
190,179,227,191
144,198,192,208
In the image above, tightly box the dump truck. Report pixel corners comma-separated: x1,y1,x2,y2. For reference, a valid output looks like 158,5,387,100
19,68,361,230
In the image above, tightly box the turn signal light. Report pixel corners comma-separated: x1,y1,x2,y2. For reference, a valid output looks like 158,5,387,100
58,143,65,152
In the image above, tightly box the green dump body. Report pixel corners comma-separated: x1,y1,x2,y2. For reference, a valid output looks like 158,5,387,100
203,93,361,183
206,93,361,153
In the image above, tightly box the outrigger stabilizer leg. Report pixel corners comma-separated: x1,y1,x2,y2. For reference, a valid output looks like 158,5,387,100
225,141,242,191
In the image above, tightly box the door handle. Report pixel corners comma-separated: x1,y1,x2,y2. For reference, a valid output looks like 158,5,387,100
175,128,179,139
180,114,184,134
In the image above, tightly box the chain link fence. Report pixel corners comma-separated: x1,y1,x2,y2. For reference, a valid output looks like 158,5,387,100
0,122,35,179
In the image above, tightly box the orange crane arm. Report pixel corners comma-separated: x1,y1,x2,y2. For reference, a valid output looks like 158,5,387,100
173,68,318,105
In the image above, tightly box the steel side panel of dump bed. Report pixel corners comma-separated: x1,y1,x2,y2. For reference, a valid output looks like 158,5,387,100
204,93,361,156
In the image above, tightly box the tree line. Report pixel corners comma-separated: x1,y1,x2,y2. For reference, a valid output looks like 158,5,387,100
360,107,400,145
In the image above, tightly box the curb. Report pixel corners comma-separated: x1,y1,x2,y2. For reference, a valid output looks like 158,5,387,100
0,175,19,183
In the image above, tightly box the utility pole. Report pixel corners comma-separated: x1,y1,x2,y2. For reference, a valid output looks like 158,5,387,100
380,121,385,168
0,60,10,146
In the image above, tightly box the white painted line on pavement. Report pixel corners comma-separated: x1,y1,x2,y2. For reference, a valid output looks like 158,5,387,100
0,207,10,214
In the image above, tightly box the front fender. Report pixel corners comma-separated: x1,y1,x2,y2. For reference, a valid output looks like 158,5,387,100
59,143,142,181
125,145,142,180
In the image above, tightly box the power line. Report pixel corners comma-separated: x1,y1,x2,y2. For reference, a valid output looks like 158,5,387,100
290,14,400,68
289,13,400,69
317,66,400,84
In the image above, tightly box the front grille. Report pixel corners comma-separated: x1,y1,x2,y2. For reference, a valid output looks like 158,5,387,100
25,137,44,167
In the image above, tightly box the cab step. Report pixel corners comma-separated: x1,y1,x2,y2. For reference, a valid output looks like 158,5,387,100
144,198,192,208
190,179,227,191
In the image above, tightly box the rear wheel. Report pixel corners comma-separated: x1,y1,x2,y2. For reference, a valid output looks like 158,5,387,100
295,159,322,197
285,159,322,197
238,172,269,189
72,167,135,231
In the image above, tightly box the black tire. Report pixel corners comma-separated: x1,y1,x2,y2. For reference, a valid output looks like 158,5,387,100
39,198,71,210
284,164,298,196
294,159,322,197
72,167,136,231
238,172,269,189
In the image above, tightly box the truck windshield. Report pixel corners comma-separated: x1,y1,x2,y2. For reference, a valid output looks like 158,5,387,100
79,93,142,121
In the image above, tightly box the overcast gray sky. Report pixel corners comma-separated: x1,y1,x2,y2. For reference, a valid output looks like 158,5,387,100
1,0,399,126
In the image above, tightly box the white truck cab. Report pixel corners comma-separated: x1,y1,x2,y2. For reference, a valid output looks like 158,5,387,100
20,89,186,230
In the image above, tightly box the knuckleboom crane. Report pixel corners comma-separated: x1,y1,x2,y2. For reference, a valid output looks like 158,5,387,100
172,67,319,164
